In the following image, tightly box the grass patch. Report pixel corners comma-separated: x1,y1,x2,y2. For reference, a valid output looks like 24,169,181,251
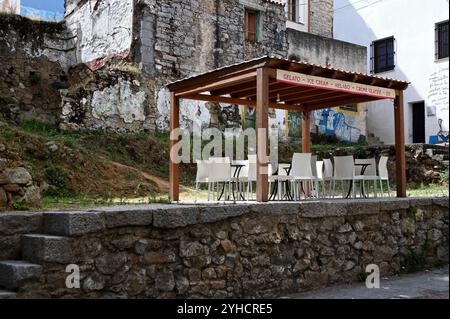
400,240,433,274
407,183,449,197
356,272,367,283
11,200,30,211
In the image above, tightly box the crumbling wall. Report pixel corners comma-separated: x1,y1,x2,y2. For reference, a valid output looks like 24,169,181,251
64,0,134,64
0,14,75,124
133,0,288,131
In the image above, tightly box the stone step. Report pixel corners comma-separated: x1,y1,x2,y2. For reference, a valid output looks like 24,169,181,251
0,290,17,299
22,234,73,264
0,261,42,290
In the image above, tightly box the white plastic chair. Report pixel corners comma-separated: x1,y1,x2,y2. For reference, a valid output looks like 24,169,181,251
290,153,318,200
242,155,257,200
333,156,363,199
378,156,391,197
310,156,320,197
355,158,379,198
208,157,231,201
320,158,334,197
269,163,292,200
195,160,211,202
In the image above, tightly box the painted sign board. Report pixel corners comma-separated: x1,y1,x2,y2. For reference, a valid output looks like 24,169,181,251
276,69,396,100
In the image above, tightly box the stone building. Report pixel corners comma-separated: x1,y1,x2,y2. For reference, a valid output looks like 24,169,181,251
0,0,368,142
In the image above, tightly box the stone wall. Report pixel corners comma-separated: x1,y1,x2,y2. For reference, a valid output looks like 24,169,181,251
134,0,288,131
0,0,365,133
304,144,449,186
0,198,447,299
64,0,134,65
309,0,333,38
0,14,74,124
0,163,41,210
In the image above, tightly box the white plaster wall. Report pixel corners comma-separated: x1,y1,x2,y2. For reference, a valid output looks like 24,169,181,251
65,0,134,64
0,0,20,13
334,0,449,145
156,88,211,131
91,78,147,124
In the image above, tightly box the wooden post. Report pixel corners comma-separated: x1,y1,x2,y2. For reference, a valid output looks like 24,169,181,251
302,111,312,196
169,92,180,202
302,111,311,153
256,68,270,202
394,90,407,197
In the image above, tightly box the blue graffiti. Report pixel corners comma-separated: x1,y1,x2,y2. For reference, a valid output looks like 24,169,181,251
314,109,362,143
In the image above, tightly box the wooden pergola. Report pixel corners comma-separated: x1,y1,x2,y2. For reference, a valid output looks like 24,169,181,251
167,56,409,202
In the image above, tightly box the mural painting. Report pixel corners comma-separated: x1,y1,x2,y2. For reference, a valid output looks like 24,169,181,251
240,105,366,144
313,105,364,143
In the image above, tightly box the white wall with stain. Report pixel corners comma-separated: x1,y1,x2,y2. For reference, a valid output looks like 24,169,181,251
91,79,147,124
65,0,134,64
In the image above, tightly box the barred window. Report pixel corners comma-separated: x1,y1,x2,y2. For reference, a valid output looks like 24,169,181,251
436,20,449,60
371,37,395,74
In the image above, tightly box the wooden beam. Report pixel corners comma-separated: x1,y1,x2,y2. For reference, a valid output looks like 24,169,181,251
305,95,380,111
283,90,346,103
271,87,320,101
289,92,354,105
256,68,270,202
231,80,284,99
394,90,407,197
177,72,257,97
169,92,180,202
209,80,256,96
168,58,269,92
182,94,305,111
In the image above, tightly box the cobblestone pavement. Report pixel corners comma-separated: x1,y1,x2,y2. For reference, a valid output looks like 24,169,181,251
284,266,449,299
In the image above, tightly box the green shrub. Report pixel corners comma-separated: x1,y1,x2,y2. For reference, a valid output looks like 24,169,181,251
44,164,73,197
28,72,41,85
11,200,30,211
356,272,367,283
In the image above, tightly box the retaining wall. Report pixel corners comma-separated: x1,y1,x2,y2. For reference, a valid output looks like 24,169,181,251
0,197,448,298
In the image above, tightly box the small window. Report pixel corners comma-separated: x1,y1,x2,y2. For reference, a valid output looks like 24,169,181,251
288,0,305,24
371,37,395,74
436,20,449,60
245,9,258,42
339,104,359,114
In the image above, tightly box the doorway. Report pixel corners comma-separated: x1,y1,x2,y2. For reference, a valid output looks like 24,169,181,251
411,101,425,143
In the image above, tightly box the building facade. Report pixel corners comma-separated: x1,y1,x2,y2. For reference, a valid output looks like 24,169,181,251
1,0,369,143
334,0,449,145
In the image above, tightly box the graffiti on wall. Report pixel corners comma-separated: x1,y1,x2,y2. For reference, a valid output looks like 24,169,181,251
313,106,363,143
240,105,366,144
287,111,302,138
428,66,449,131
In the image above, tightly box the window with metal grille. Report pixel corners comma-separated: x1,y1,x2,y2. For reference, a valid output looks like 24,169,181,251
245,9,257,42
370,37,395,74
436,20,449,60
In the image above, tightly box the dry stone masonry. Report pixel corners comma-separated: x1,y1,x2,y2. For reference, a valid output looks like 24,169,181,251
0,164,41,209
0,198,448,299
